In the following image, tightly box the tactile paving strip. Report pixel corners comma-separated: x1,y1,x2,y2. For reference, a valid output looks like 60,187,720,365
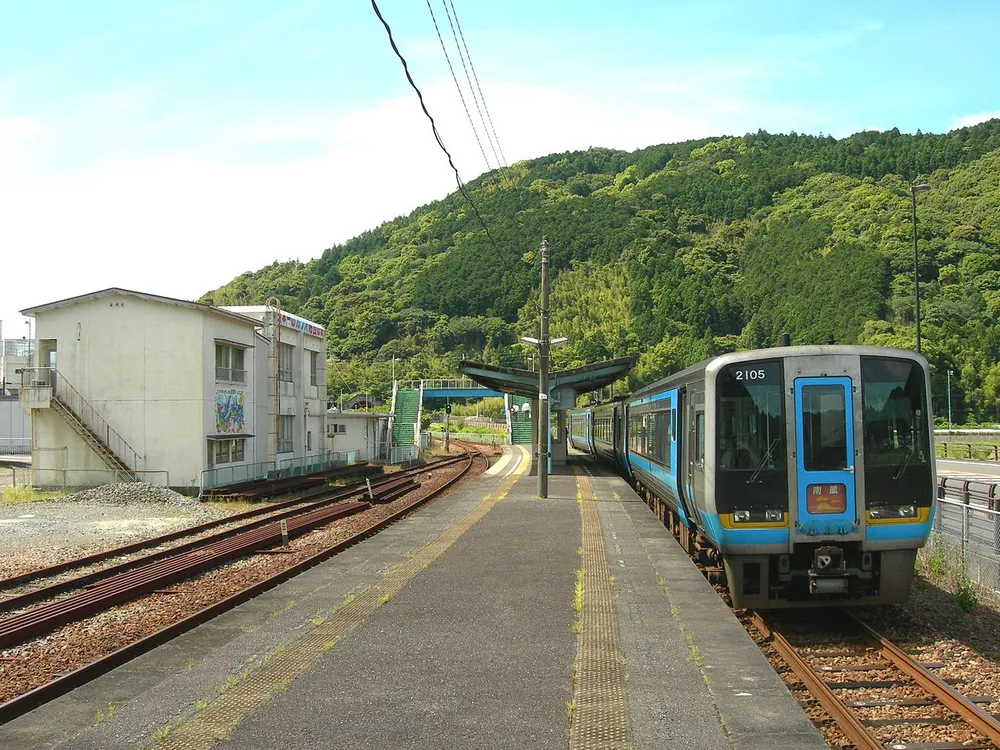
570,468,631,749
151,448,529,749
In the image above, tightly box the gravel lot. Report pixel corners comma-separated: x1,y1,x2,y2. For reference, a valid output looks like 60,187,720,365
0,484,227,578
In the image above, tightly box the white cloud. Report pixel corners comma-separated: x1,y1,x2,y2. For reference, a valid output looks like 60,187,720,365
1,70,816,333
950,110,1000,130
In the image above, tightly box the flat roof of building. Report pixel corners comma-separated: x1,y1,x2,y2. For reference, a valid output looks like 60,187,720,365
221,306,326,336
21,288,261,327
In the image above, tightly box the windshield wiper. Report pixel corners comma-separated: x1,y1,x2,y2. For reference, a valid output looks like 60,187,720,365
748,438,780,484
892,444,915,481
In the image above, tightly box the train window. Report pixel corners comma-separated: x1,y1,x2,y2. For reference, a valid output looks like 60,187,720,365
800,385,848,471
695,411,705,467
861,357,933,509
717,360,785,472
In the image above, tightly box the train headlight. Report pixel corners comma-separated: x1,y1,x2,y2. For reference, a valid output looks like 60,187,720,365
764,510,784,522
733,510,751,523
869,504,916,519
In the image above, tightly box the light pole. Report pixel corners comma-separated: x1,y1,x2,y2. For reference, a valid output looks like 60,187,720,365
25,319,33,368
947,369,953,429
910,183,931,354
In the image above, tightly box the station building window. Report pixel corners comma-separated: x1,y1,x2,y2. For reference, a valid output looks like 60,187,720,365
278,415,294,453
310,350,320,386
215,343,246,383
208,438,246,466
279,344,294,382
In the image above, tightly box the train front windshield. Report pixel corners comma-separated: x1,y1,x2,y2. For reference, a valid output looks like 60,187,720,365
861,357,932,508
716,360,787,513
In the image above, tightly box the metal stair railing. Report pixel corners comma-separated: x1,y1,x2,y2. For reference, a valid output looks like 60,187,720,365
45,369,142,473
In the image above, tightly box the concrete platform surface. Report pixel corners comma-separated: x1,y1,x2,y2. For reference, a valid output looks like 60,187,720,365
0,447,826,749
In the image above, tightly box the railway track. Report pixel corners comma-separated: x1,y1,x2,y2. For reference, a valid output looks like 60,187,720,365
0,445,487,723
749,609,1000,750
0,455,469,610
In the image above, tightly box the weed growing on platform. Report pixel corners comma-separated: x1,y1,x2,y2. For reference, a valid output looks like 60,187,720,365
263,643,286,665
576,547,583,556
322,637,340,652
218,674,240,696
565,699,576,722
153,716,184,742
608,575,615,587
185,657,196,670
195,700,207,714
94,702,117,724
378,593,392,606
573,570,584,613
310,616,326,627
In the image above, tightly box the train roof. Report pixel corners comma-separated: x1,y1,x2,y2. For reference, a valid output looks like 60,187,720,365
629,344,927,400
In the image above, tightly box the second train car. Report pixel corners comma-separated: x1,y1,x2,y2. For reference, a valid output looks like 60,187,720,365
567,345,935,609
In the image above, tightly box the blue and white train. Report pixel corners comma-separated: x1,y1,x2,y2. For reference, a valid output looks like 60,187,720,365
568,345,936,609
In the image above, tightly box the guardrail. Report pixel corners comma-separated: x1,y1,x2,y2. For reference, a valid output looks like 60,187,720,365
201,461,276,492
0,438,30,456
938,476,1000,509
278,450,359,477
937,442,1000,461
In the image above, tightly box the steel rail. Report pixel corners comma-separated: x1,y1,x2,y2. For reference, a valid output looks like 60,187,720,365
0,459,466,604
0,466,383,592
850,614,1000,746
750,612,883,750
0,499,382,649
0,445,482,723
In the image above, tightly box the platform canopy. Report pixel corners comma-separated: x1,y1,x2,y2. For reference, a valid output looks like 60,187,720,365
459,357,635,404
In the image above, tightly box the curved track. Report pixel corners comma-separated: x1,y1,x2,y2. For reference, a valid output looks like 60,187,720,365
0,446,487,722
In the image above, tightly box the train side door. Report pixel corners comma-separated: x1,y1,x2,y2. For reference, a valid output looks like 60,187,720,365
793,377,857,535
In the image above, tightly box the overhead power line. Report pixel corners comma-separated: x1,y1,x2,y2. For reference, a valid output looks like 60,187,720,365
442,0,509,171
370,0,532,299
424,0,494,174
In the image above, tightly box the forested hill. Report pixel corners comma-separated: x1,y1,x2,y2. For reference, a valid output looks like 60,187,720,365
200,121,1000,421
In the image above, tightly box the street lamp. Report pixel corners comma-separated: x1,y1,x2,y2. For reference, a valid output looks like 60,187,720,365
910,183,931,354
24,319,33,368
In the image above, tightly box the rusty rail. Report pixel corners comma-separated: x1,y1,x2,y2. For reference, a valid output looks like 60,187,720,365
0,445,482,722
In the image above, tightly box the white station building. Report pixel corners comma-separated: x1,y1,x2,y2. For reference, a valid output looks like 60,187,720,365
19,289,327,492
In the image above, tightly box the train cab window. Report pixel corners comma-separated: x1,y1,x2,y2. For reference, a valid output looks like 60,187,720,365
861,358,930,467
800,385,848,471
861,357,932,509
717,361,785,472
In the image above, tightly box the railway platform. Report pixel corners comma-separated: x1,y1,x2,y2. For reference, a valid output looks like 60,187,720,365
0,446,826,750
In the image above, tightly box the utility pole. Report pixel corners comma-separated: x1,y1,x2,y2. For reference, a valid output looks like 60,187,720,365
445,399,451,453
538,236,550,499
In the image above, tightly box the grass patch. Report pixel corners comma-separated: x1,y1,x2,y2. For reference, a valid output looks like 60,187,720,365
202,500,258,513
1,486,65,504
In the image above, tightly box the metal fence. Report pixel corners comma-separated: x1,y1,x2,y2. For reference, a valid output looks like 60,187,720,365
6,468,169,491
278,450,360,477
376,445,420,466
201,461,276,492
0,438,30,455
937,442,1000,461
928,496,1000,593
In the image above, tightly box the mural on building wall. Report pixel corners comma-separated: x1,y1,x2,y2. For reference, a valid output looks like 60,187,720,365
215,390,245,433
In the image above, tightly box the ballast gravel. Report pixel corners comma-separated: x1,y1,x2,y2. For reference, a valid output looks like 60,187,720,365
0,483,227,579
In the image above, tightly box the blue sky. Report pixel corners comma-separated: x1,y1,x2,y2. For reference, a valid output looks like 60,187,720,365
2,0,998,339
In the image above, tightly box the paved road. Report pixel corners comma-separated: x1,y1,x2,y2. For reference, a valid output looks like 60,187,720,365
937,458,1000,482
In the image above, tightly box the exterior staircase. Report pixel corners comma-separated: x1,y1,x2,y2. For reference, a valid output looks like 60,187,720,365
391,389,420,447
22,368,141,480
509,396,533,445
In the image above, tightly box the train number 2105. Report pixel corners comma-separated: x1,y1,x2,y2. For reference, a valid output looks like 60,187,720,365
735,369,767,381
